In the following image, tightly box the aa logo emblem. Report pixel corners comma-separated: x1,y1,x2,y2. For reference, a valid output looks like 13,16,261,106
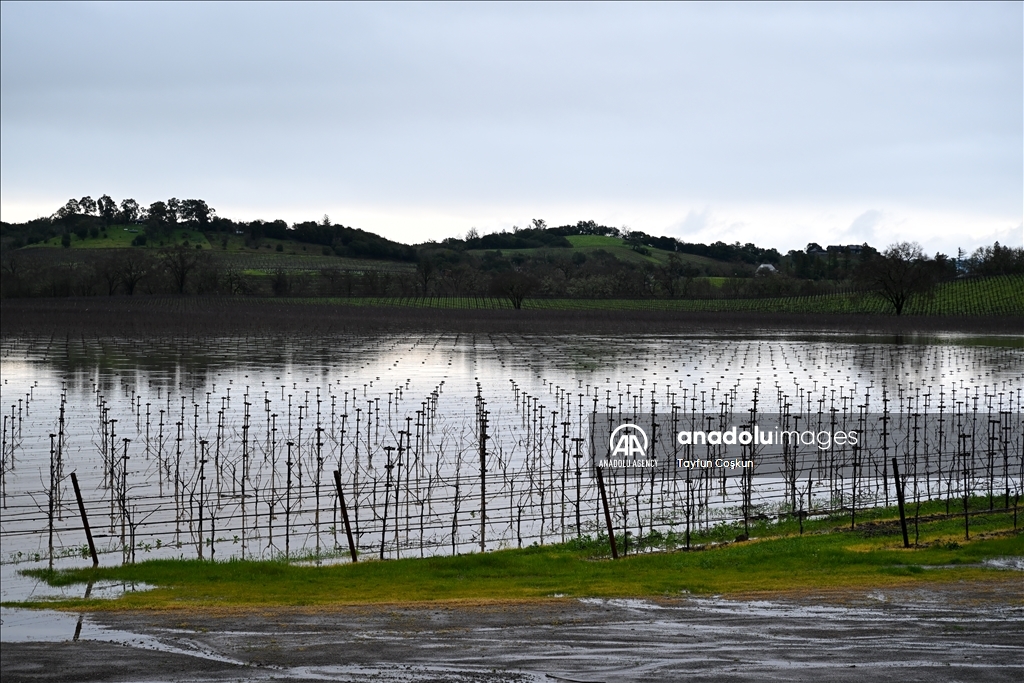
609,424,648,458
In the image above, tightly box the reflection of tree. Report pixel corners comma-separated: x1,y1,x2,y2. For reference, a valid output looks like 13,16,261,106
859,242,939,316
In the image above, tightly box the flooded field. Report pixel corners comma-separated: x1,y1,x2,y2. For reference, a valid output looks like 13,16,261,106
1,330,1022,600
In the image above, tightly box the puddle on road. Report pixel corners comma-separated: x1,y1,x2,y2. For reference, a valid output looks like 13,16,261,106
3,591,1021,681
0,607,81,642
279,664,547,682
0,606,250,668
984,556,1024,571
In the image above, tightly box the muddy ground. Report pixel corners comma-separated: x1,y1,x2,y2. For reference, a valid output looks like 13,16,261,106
3,579,1023,682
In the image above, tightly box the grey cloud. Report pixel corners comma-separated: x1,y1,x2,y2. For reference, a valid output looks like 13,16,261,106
1,2,1020,238
843,210,883,243
672,208,713,240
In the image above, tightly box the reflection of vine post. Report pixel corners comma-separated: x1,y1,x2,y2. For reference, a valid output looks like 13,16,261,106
48,433,56,570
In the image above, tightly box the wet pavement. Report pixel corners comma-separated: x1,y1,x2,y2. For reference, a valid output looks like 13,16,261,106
2,579,1023,682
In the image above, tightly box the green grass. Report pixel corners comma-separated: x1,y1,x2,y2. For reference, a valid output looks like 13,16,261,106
563,235,714,266
23,230,414,273
15,502,1022,610
31,227,213,250
565,235,626,249
468,235,720,268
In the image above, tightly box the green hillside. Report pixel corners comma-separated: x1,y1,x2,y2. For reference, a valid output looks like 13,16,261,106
30,226,213,249
467,234,724,269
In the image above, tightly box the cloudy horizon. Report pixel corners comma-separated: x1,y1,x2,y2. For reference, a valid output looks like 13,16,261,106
1,1,1021,255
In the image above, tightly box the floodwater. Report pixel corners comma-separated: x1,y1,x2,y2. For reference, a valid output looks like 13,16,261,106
3,580,1023,682
1,330,1021,599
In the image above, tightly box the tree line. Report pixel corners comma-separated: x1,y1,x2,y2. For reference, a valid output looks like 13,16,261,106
1,195,414,261
4,238,1017,316
1,196,1021,314
430,218,786,265
0,242,847,302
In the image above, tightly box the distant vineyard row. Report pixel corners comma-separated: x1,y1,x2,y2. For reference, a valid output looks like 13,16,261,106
279,275,1023,316
211,252,415,272
7,247,414,273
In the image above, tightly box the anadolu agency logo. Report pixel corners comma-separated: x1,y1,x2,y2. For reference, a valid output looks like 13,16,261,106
598,423,657,468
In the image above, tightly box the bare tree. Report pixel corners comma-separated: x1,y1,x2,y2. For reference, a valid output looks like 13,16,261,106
859,242,939,315
416,257,435,295
490,270,538,310
119,251,153,296
222,266,251,295
656,254,686,298
0,251,29,297
97,253,122,295
271,268,291,296
159,244,202,294
319,267,343,296
194,255,222,294
440,265,472,296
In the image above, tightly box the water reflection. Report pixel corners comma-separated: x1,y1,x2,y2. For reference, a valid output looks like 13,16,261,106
1,331,1021,570
72,581,93,641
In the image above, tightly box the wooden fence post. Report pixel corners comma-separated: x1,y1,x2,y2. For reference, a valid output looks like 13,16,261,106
71,472,99,567
595,466,618,559
333,470,358,562
891,458,910,548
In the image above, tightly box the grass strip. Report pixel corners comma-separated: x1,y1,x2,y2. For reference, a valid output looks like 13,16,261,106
13,506,1022,610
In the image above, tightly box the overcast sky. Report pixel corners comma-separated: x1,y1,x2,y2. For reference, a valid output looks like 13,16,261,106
1,1,1021,254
